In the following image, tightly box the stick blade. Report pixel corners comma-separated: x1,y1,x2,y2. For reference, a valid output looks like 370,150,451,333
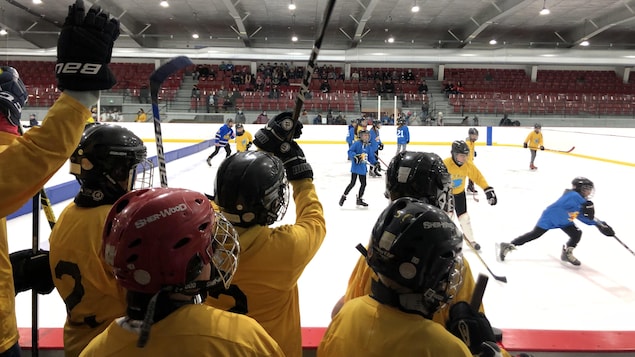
150,56,193,84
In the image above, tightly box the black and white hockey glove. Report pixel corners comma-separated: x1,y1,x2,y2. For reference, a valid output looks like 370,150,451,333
354,154,364,164
246,142,252,150
56,0,120,91
446,301,498,356
582,200,595,220
484,187,497,205
597,221,615,236
540,146,545,151
10,249,55,295
378,143,384,150
523,142,528,149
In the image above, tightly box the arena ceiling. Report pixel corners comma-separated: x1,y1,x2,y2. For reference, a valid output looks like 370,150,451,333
1,0,635,53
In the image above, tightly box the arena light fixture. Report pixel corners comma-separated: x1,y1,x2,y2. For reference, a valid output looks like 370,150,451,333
0,29,7,36
32,0,42,4
192,33,199,39
539,0,550,15
489,39,497,45
411,1,420,13
291,34,298,42
580,40,590,47
288,1,296,10
160,1,169,8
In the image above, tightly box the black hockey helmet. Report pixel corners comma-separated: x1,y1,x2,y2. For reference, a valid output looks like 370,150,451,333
358,129,370,141
372,119,381,127
0,66,28,125
451,140,470,167
385,151,454,214
534,123,542,129
397,117,406,125
468,128,479,136
367,197,464,316
214,151,289,227
70,124,151,204
571,176,594,197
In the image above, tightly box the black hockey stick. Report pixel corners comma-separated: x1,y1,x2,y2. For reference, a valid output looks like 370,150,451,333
470,273,489,310
150,56,193,187
611,235,635,256
464,237,507,283
287,0,337,139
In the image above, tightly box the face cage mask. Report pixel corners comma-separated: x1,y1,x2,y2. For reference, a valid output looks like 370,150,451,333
580,185,595,199
211,212,240,290
129,159,154,191
422,253,465,312
263,177,290,225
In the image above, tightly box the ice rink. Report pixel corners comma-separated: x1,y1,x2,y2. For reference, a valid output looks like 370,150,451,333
7,129,635,338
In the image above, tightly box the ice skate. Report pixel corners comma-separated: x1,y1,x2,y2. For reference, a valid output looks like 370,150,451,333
206,157,212,167
561,245,581,266
356,195,368,207
368,169,377,178
339,195,346,207
529,163,537,170
497,242,516,261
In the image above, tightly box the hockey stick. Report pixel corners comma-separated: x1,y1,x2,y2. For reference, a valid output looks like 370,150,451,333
611,235,635,256
31,195,40,356
287,0,337,138
464,237,507,283
470,273,489,310
544,146,575,153
149,56,193,187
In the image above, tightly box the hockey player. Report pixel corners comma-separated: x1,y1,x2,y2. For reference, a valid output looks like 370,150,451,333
368,119,384,177
319,198,501,357
444,140,498,250
0,2,120,354
396,117,409,154
524,123,544,170
498,177,615,266
80,187,284,356
233,123,253,152
206,118,235,167
340,129,375,207
208,112,325,357
48,124,152,357
466,127,479,194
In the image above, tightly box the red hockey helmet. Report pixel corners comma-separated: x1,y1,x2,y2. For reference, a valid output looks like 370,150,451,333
102,187,239,294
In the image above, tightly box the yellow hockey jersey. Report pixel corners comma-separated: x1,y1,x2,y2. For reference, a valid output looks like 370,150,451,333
235,130,254,152
206,178,326,357
524,131,544,150
79,303,284,357
342,253,479,324
444,157,490,195
318,295,472,357
49,203,127,357
0,93,90,353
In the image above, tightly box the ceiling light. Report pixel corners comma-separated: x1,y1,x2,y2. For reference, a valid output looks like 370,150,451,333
160,1,169,7
580,40,590,47
0,29,7,36
291,35,298,42
32,0,42,4
288,1,296,10
387,36,394,43
411,4,420,12
489,39,497,45
192,33,199,39
539,0,550,15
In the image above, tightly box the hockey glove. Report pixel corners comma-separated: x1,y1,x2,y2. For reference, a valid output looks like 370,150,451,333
582,200,595,220
523,142,528,149
481,341,503,357
378,143,384,150
484,187,497,205
354,154,363,164
246,142,252,150
597,221,615,236
474,151,477,157
277,140,313,181
56,0,120,91
540,146,545,150
10,249,55,295
446,301,498,355
253,111,303,154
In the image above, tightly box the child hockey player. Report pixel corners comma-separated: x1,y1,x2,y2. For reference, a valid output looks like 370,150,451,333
368,119,383,177
466,127,478,194
396,117,409,154
340,130,375,207
206,118,235,167
524,123,544,170
498,177,615,266
233,123,253,152
444,140,497,250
